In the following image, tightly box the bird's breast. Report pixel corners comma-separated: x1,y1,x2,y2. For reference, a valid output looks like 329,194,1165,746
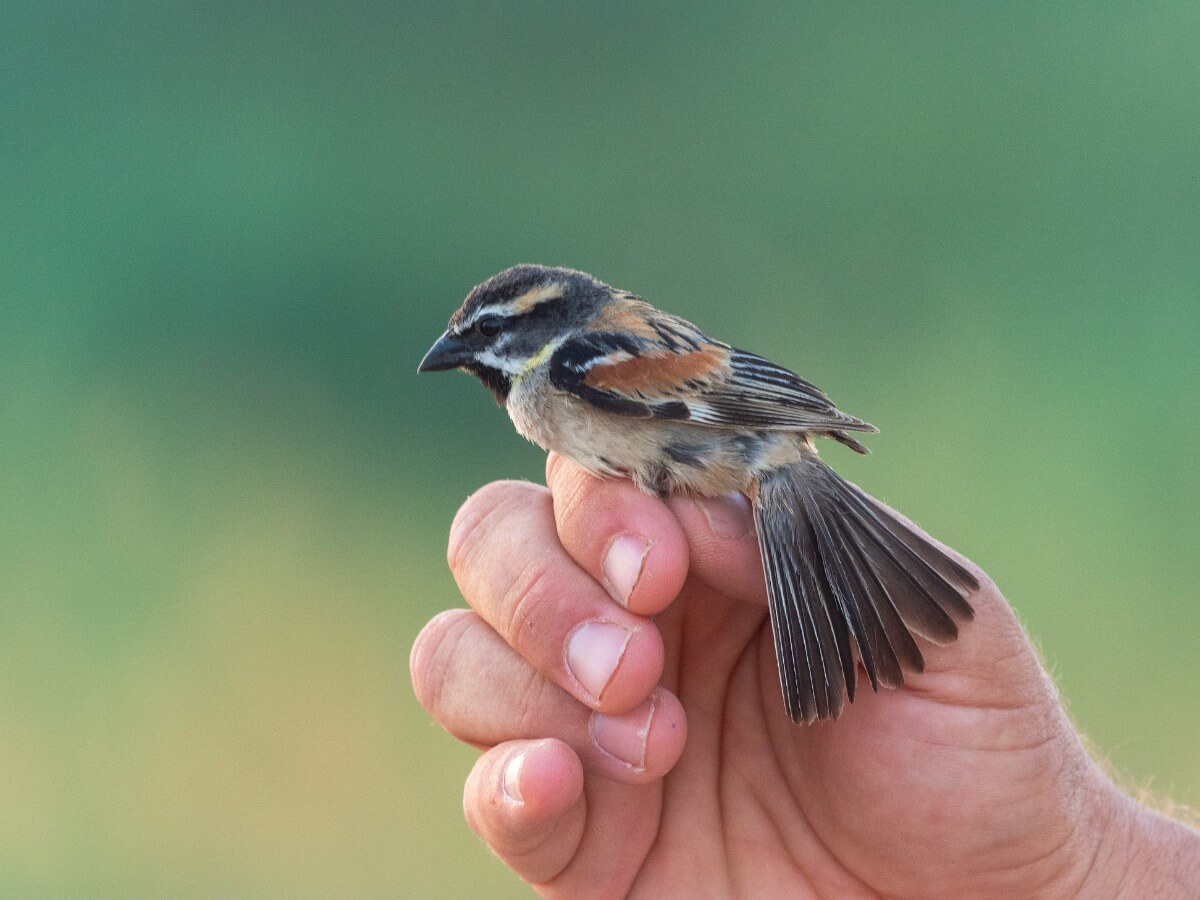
506,371,806,497
506,371,643,479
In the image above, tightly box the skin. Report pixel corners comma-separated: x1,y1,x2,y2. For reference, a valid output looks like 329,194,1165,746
410,454,1200,898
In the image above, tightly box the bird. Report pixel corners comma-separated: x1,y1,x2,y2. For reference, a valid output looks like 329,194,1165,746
419,264,978,723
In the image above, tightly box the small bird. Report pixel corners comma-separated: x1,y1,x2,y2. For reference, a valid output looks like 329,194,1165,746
419,264,978,723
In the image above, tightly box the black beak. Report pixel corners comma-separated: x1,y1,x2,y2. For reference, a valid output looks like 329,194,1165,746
418,331,472,373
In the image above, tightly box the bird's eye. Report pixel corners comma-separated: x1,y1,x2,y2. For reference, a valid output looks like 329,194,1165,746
476,315,503,338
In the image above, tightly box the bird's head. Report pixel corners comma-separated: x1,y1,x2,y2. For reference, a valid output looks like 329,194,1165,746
418,264,611,402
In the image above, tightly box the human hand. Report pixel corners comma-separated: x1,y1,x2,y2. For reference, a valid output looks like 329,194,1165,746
411,454,1200,898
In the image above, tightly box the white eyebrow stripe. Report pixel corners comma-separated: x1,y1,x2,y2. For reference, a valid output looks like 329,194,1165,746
472,303,516,320
451,309,504,338
454,304,517,333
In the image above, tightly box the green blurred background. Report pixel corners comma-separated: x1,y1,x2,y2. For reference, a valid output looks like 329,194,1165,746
3,1,1198,895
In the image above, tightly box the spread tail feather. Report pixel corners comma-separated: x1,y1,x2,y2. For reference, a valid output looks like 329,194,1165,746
751,455,978,724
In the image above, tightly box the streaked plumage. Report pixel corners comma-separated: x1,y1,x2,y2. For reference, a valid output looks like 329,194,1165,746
420,264,978,723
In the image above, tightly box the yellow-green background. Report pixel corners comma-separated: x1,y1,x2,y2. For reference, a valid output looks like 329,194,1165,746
3,2,1198,895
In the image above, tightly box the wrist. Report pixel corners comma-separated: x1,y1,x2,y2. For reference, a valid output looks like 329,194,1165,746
1075,776,1200,897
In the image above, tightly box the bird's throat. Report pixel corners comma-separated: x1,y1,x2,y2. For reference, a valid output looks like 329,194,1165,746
465,363,512,405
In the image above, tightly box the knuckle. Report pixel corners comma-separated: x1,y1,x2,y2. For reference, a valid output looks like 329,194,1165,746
558,488,600,538
551,466,595,522
511,665,555,732
553,475,620,550
410,608,477,718
447,481,546,575
501,557,559,647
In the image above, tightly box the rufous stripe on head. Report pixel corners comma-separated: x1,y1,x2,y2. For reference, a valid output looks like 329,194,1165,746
511,283,564,313
584,344,729,396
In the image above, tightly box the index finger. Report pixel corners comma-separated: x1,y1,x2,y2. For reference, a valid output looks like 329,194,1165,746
547,454,769,609
448,480,664,715
546,453,690,617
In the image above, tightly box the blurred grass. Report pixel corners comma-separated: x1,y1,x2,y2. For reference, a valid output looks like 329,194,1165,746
2,1,1199,894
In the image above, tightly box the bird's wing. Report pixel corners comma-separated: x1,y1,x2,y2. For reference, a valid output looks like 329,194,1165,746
548,303,876,433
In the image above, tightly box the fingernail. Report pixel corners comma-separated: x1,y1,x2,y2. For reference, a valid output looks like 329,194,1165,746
603,535,650,605
698,492,754,538
591,696,656,770
502,749,526,804
566,622,634,702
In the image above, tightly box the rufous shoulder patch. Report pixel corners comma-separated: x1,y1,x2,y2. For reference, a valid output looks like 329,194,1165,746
586,300,662,341
584,344,729,397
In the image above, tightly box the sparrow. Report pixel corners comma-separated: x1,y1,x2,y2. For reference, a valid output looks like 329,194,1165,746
419,264,978,723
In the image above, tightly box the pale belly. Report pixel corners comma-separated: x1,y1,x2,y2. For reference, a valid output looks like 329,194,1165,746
506,368,806,496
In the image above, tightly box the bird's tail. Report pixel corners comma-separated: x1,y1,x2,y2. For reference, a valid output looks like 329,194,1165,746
751,455,978,723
